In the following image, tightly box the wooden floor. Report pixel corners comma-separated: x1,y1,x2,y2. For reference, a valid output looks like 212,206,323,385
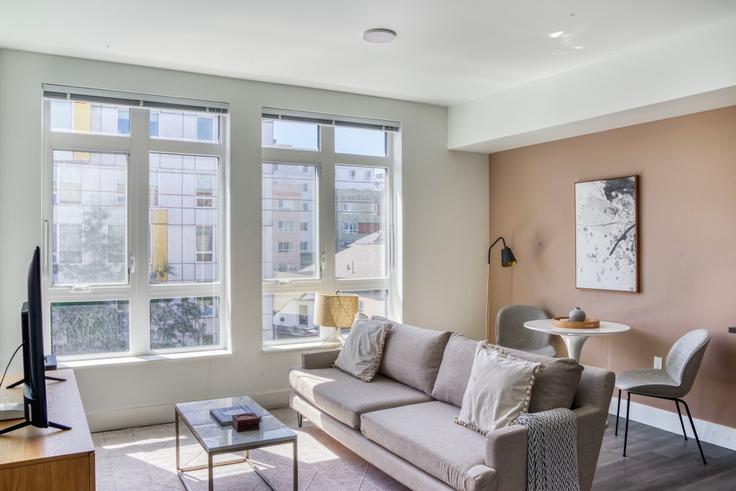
594,414,736,490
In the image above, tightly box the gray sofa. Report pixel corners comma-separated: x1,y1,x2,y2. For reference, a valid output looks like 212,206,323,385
289,318,614,491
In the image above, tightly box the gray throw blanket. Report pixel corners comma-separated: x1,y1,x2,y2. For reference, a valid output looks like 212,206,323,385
514,408,580,491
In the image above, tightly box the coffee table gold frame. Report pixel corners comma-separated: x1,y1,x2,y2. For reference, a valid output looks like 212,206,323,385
175,408,298,491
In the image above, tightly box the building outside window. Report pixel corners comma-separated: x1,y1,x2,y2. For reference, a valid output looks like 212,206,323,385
261,111,398,345
196,174,214,207
43,87,228,359
196,226,214,262
278,220,294,232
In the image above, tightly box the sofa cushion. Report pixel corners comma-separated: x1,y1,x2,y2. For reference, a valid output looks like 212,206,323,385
372,316,451,395
430,335,583,412
289,367,431,429
455,344,542,434
502,347,583,413
432,333,480,407
360,401,495,491
334,315,391,382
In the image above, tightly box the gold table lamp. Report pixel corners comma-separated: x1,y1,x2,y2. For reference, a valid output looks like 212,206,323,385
315,293,359,346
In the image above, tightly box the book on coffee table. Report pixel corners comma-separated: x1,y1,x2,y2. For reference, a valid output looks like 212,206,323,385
210,405,254,426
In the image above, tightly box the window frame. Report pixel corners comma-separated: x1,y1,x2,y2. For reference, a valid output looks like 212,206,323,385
42,98,229,361
262,121,396,346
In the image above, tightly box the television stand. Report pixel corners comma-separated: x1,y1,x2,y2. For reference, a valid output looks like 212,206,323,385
5,375,66,389
5,355,64,389
0,370,91,489
0,419,71,436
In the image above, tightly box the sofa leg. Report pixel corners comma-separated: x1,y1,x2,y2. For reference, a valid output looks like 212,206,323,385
297,412,303,428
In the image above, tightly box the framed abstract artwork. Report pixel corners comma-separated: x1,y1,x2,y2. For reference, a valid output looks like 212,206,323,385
575,175,639,292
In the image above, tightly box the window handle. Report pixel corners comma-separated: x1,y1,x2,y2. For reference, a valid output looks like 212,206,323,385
70,285,92,293
129,256,136,275
321,251,326,275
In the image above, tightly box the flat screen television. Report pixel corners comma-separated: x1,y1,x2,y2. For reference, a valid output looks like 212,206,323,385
0,247,69,435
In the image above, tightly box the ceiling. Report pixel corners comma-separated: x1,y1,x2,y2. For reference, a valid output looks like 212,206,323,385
1,1,735,106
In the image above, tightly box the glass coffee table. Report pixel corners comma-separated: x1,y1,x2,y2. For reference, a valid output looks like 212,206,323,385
175,395,297,491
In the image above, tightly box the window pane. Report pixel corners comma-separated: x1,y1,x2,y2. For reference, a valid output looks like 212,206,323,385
51,300,129,356
149,110,219,143
262,163,317,280
149,153,219,284
335,165,387,279
150,296,220,349
262,293,318,342
335,126,386,156
352,289,388,318
52,150,128,285
49,100,130,136
262,119,319,150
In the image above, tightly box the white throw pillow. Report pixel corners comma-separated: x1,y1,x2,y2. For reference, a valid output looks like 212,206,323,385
455,343,543,434
334,314,392,382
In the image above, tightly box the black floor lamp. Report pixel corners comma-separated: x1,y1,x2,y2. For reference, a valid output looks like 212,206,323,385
485,236,517,341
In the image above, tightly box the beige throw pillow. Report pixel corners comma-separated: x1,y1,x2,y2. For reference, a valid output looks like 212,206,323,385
334,314,392,382
455,343,542,434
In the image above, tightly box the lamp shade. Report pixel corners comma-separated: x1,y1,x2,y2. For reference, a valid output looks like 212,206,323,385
314,293,359,328
501,246,517,267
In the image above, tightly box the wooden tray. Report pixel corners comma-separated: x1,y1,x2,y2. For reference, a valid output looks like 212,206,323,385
553,317,600,329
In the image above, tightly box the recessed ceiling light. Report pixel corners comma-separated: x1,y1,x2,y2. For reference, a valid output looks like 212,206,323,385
548,31,565,39
362,28,396,44
573,45,583,50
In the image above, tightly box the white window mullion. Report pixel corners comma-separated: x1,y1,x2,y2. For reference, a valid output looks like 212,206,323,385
41,100,53,354
320,125,336,295
216,118,229,350
129,107,151,355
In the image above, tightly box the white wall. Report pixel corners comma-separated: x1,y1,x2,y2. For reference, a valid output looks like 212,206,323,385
448,17,736,153
0,49,489,430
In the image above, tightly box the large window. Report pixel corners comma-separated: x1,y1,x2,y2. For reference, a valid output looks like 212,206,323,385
44,88,228,359
261,113,397,345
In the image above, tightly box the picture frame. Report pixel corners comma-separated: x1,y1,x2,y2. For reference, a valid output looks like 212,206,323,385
575,175,639,292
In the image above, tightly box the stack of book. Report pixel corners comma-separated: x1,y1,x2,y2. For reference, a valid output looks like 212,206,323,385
233,413,261,432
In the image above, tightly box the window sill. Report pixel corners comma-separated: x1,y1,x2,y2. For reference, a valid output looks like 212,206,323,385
59,348,232,368
262,340,340,353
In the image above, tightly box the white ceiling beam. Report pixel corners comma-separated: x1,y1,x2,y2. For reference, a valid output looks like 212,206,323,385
448,19,736,153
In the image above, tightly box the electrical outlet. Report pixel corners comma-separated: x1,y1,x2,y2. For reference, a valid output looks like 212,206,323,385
653,356,663,369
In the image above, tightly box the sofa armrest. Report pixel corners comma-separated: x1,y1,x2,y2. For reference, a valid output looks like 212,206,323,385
485,405,602,491
485,424,528,491
572,405,607,491
301,349,341,369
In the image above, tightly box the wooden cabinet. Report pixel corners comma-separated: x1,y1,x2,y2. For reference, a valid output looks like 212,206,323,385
0,370,94,491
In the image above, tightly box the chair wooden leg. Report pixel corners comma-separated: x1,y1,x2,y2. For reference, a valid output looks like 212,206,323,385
675,400,688,441
615,388,621,436
680,399,707,465
623,392,631,457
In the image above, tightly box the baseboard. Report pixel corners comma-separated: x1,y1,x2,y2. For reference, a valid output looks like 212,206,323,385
87,388,292,432
609,396,736,451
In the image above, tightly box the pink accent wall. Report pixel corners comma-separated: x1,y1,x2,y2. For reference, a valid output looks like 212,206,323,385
488,106,736,427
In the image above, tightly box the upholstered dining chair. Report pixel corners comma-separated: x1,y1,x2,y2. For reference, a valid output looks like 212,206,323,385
615,328,711,464
495,304,556,357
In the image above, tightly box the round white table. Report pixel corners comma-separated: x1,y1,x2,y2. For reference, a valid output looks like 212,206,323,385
523,319,631,361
